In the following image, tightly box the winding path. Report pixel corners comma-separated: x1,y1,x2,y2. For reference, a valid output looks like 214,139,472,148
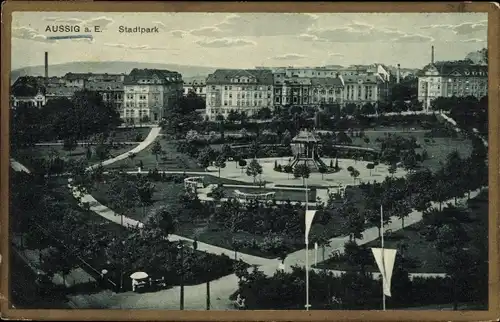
10,113,488,309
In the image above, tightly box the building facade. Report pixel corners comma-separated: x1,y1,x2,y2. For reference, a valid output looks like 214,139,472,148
183,79,206,99
342,74,387,107
205,69,274,120
273,74,345,107
417,62,488,110
122,68,183,123
85,80,124,111
63,73,126,88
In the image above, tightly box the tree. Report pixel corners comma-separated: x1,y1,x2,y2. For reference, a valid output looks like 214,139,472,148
107,173,140,226
214,154,227,178
246,159,263,184
393,200,412,230
238,159,248,173
221,144,232,159
128,152,137,168
340,202,365,241
366,163,375,176
40,247,74,286
293,163,311,186
150,141,163,167
283,164,293,179
350,168,360,183
62,137,78,154
197,146,215,169
388,163,397,177
319,166,328,180
136,177,155,217
211,185,225,201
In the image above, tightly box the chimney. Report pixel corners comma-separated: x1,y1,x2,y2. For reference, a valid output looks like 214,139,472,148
396,64,401,84
44,52,48,79
431,46,434,64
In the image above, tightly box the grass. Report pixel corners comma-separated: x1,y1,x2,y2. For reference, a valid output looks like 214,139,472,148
17,177,237,292
107,138,204,172
350,130,473,171
13,145,133,170
110,127,151,142
91,180,185,223
315,190,488,273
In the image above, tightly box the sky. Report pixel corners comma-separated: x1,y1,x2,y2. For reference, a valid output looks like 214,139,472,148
11,12,488,70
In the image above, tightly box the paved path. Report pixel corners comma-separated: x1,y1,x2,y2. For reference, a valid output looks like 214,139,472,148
9,117,486,309
87,126,161,170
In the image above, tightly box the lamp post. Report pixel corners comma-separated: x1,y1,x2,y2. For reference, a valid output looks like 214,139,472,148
177,243,185,310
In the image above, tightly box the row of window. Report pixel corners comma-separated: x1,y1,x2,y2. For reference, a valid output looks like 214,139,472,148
125,102,149,108
124,109,149,116
224,92,271,99
223,100,270,107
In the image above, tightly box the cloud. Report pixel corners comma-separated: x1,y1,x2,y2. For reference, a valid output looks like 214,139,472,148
82,16,114,30
273,53,307,61
190,26,223,37
152,21,167,30
12,26,57,43
304,22,436,43
170,30,187,38
195,38,256,48
189,13,317,37
43,17,84,24
329,53,344,57
103,43,167,51
392,34,434,42
461,38,486,43
419,20,487,36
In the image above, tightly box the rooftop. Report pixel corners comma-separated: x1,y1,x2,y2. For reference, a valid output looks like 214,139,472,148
418,62,488,77
206,69,273,85
123,68,182,85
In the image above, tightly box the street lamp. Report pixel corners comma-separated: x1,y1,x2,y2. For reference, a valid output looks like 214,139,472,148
177,243,185,310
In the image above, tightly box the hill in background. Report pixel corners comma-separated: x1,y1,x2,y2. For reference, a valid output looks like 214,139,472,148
10,61,220,84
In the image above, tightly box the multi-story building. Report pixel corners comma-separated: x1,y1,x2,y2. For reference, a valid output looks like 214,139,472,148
85,80,124,111
273,74,344,107
342,74,387,107
45,86,80,102
417,62,488,110
205,69,274,120
183,78,206,99
122,68,183,123
63,73,125,88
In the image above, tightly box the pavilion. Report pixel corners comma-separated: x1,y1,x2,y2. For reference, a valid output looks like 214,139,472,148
289,129,329,171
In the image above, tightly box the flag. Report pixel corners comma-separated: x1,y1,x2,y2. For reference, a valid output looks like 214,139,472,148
305,210,316,244
314,242,318,252
371,248,397,297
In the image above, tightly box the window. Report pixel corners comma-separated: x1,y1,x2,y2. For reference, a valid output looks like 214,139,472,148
328,90,333,95
267,86,271,90
275,97,280,103
267,93,271,99
224,86,228,90
275,89,280,94
212,86,216,90
229,94,233,98
127,94,133,99
224,100,228,106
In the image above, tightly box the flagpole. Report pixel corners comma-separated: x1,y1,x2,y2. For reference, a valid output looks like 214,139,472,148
381,204,386,311
305,177,310,311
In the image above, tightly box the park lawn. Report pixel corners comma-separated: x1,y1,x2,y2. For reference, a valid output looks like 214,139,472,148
13,145,133,171
110,127,151,142
91,180,185,223
107,138,204,172
350,130,472,171
315,190,489,273
42,179,237,291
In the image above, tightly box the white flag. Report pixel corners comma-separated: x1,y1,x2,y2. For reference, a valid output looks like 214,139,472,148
305,210,316,244
314,242,318,251
371,248,397,297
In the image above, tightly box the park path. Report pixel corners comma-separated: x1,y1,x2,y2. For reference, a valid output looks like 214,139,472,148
9,114,486,309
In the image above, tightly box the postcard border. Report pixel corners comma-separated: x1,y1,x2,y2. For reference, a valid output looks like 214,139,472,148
1,1,499,321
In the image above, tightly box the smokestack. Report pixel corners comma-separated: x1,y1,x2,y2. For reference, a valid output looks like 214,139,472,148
44,52,48,79
396,64,400,84
431,46,434,64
